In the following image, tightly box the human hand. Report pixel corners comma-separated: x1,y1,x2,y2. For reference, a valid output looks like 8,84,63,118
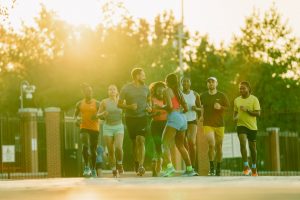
214,102,221,110
128,103,138,110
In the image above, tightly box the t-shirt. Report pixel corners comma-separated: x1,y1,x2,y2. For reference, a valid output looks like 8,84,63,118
119,82,150,118
234,95,260,130
200,91,229,127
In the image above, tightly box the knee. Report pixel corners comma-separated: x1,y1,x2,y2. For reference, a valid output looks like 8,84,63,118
136,136,145,145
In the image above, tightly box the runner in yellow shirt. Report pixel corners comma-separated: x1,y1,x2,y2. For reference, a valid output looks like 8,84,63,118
233,81,260,176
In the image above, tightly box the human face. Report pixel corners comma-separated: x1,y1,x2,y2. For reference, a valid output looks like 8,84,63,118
108,85,118,97
207,79,217,91
239,84,249,97
83,87,93,99
137,71,146,84
182,78,191,91
155,86,164,99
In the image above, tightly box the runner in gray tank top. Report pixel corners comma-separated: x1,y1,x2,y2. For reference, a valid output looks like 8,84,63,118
98,85,124,177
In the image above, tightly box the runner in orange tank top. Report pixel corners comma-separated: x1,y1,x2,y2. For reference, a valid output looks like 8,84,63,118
74,84,100,177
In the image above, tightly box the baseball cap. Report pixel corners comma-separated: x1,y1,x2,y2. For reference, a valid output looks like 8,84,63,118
207,77,218,82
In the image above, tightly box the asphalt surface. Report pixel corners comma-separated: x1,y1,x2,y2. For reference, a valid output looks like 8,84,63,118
0,175,299,200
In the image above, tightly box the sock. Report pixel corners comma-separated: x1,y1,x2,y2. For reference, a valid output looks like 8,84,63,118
117,161,122,165
167,163,173,169
210,161,214,170
252,164,256,169
243,162,249,167
217,162,221,170
186,165,193,172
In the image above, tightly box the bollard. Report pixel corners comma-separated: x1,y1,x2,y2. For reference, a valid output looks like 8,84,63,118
19,108,39,173
45,107,62,178
267,127,281,172
197,121,209,175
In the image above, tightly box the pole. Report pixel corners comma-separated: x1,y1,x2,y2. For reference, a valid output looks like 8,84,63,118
179,0,184,79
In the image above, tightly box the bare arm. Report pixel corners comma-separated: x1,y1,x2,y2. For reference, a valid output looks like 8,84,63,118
74,101,81,119
246,110,260,117
163,88,173,112
97,100,108,118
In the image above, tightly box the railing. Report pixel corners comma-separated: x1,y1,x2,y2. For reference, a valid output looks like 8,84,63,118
0,113,299,179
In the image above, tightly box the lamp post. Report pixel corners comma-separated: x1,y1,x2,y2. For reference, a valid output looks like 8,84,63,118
178,0,184,79
19,80,36,111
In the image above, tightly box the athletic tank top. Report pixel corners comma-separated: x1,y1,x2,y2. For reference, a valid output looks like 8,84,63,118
79,99,99,131
105,98,122,124
183,90,197,121
152,97,167,121
171,96,180,110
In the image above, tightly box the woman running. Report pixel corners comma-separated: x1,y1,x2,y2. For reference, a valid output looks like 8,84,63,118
162,73,198,177
149,81,167,177
97,84,124,177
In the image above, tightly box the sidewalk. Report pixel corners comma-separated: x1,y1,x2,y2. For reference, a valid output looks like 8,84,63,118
0,176,299,200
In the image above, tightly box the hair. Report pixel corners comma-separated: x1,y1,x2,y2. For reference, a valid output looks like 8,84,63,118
149,81,166,98
131,68,144,80
81,83,91,90
165,73,187,108
181,76,191,84
240,81,252,93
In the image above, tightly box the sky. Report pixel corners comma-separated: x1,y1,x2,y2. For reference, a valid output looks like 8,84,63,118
2,0,300,45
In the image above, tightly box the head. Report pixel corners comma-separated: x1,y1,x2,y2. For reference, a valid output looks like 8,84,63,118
165,73,179,89
108,84,119,98
181,77,191,91
150,81,166,99
131,67,146,84
81,83,93,99
239,81,251,97
207,77,218,91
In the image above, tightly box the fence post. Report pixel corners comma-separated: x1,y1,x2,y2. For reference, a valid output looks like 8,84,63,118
45,107,62,178
197,121,209,175
19,108,39,173
267,127,281,172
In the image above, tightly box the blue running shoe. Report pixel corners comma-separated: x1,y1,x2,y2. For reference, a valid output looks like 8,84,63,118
162,166,175,177
83,166,91,177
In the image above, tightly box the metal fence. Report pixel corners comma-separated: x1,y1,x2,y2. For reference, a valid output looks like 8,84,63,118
0,114,299,179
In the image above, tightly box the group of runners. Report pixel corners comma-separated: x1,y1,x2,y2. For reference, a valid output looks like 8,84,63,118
74,67,260,178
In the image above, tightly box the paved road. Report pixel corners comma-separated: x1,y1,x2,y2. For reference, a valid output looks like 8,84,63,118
0,176,299,200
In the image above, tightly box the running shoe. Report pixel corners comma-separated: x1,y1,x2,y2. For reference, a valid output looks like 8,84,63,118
117,164,124,174
112,169,118,178
162,166,175,177
91,169,97,178
251,168,258,177
208,169,215,176
137,166,146,176
182,169,198,177
83,166,91,177
242,167,252,176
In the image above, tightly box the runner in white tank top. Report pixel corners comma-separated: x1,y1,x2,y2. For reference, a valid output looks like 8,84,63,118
182,77,202,169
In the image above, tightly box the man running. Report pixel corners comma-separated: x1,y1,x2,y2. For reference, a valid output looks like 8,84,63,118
233,81,260,176
118,68,151,176
181,77,202,169
200,77,229,176
74,84,100,177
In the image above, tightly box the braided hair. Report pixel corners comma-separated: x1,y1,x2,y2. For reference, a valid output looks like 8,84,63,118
165,73,187,111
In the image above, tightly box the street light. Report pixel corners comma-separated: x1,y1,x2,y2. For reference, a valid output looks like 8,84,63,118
19,80,36,110
178,0,184,79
